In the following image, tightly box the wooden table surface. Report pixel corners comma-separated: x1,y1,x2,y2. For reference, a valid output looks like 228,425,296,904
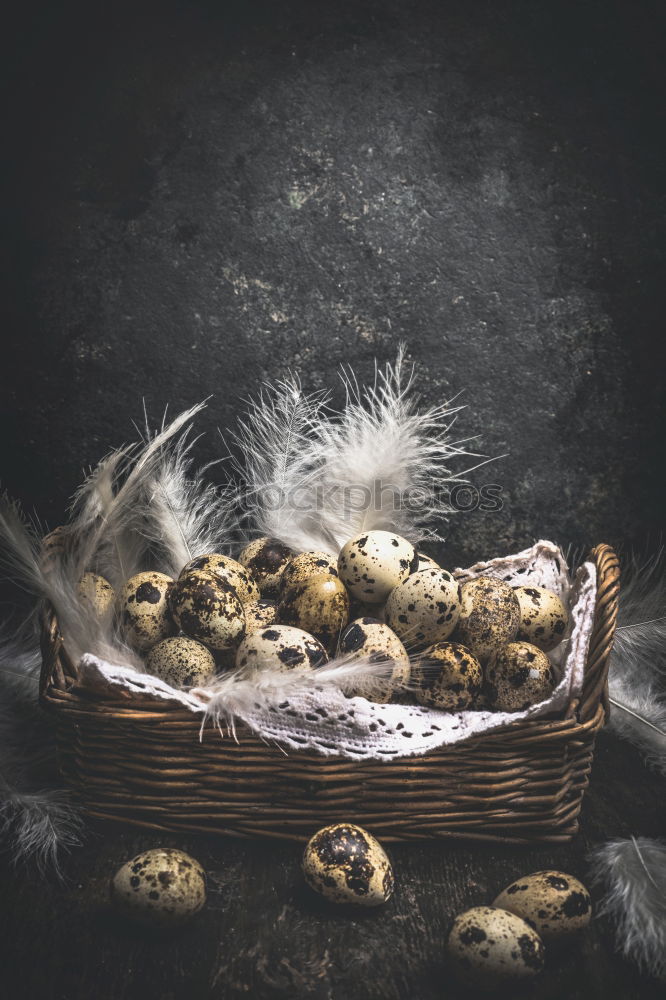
1,729,663,1000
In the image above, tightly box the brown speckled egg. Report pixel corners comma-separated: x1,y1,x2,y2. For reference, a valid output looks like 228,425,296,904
278,573,350,652
111,848,206,927
77,572,115,619
117,571,176,653
514,585,569,652
339,618,410,702
237,537,295,595
302,823,394,907
384,568,461,649
145,636,216,688
243,599,278,634
337,530,418,604
415,552,440,571
454,576,520,661
486,641,555,711
493,871,592,940
448,906,544,987
412,641,482,710
179,553,259,604
235,624,327,672
169,570,245,651
279,550,339,594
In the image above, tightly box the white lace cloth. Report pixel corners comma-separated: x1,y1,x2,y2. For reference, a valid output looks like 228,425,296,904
76,541,597,760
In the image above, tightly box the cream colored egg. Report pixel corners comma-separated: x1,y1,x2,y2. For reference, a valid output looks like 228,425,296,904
338,618,410,702
455,576,520,661
77,572,115,619
179,553,259,604
384,568,461,649
111,848,206,927
169,570,246,651
448,906,544,987
337,530,418,604
278,573,350,652
279,550,339,594
514,585,569,652
237,537,294,595
493,870,592,940
486,641,555,711
117,571,176,653
235,624,327,672
412,641,482,710
145,636,216,688
415,552,440,571
302,823,394,907
243,599,278,634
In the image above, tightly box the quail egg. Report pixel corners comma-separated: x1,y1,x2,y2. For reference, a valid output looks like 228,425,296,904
235,624,327,672
145,636,216,688
454,576,520,661
77,572,115,619
415,552,440,571
302,823,394,907
412,641,482,710
237,537,295,595
493,871,592,940
486,641,555,711
179,553,259,604
243,599,278,634
117,571,176,653
279,550,339,594
448,906,544,987
514,585,569,652
339,618,410,702
337,530,418,604
278,572,350,652
111,848,206,927
384,568,461,649
169,569,246,651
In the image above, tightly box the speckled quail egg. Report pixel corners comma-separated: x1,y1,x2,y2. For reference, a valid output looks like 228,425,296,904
513,585,569,652
169,570,245,651
279,550,339,594
302,823,394,907
454,576,520,661
278,573,350,652
384,568,461,649
235,624,327,672
493,871,592,941
486,641,555,712
243,599,278,634
338,618,410,702
179,553,259,604
117,571,176,653
237,537,295,595
415,552,440,571
111,848,206,928
412,641,482,710
145,636,216,688
448,906,544,987
77,572,115,619
337,530,418,604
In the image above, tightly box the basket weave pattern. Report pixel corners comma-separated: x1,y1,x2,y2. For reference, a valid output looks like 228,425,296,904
39,545,619,844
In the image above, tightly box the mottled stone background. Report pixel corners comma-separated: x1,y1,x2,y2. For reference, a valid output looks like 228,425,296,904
2,0,664,568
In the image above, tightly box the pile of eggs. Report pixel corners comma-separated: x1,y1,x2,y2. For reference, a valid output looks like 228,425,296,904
80,528,569,710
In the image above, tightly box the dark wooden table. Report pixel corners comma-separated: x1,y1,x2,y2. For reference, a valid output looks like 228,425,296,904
1,729,663,1000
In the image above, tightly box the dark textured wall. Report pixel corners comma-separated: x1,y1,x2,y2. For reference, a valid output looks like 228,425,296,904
2,0,665,568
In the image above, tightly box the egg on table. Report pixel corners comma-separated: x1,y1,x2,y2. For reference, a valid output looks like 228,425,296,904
235,623,327,672
279,550,339,594
243,599,278,634
278,572,350,652
447,905,545,987
237,537,295,595
384,568,461,649
179,553,259,604
454,575,520,661
169,569,246,651
111,848,206,927
412,641,482,710
337,529,418,604
493,870,592,940
338,618,410,702
485,640,555,711
145,636,216,688
77,572,115,619
302,823,394,907
117,571,176,653
514,585,569,652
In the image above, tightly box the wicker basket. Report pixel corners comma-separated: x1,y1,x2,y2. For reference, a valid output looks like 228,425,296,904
39,544,619,844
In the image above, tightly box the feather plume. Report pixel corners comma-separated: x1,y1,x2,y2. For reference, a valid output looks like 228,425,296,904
589,837,666,980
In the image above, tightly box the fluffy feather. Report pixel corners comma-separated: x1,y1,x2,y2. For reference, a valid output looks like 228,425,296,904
589,837,666,980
